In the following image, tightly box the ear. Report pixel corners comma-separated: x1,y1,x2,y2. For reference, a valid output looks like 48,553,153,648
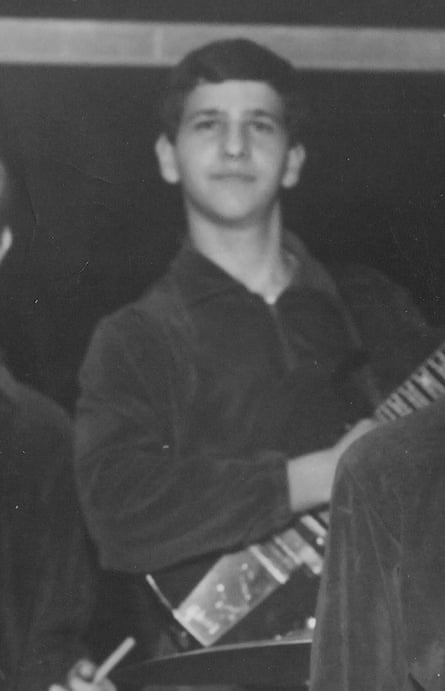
281,144,306,189
154,134,181,185
0,226,13,267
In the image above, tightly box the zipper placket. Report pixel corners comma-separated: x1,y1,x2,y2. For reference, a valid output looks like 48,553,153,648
263,298,297,374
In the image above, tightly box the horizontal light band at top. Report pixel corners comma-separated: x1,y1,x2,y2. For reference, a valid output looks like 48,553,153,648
0,18,444,72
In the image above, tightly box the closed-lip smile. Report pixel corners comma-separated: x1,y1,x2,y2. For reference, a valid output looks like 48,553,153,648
210,171,255,181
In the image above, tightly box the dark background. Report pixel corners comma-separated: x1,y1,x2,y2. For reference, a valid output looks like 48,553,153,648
1,0,445,27
0,5,444,409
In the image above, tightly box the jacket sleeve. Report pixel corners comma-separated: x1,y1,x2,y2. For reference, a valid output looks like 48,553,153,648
74,312,293,574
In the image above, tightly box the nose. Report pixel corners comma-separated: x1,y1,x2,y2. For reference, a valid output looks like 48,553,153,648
221,121,248,159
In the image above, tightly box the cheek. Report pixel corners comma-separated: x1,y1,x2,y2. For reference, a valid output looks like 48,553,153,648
177,145,210,178
255,138,288,163
258,151,291,183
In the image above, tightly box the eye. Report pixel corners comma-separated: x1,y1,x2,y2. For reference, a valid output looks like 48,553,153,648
249,119,275,134
193,118,219,132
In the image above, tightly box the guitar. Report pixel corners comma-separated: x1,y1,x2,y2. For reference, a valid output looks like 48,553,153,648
147,341,445,648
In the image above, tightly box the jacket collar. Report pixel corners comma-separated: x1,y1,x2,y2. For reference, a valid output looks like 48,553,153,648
165,232,339,307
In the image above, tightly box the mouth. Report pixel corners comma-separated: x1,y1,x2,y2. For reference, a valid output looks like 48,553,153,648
210,172,256,183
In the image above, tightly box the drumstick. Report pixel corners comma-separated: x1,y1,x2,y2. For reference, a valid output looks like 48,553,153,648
93,636,136,682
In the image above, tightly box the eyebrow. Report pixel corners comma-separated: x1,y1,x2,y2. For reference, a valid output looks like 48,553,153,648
183,109,221,122
184,108,284,123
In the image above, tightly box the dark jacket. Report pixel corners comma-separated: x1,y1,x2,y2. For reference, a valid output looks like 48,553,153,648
75,238,438,620
0,363,95,691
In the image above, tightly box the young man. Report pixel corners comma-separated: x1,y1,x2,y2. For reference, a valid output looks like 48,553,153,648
74,38,437,675
310,397,445,691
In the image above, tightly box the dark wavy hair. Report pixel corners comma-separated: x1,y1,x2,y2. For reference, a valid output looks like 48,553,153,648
159,38,309,144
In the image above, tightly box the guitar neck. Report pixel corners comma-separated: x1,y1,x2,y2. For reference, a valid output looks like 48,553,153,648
374,341,445,423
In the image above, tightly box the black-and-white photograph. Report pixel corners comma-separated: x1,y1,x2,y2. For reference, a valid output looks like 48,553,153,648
0,3,444,691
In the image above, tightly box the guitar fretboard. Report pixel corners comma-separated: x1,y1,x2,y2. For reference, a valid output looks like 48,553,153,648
375,342,445,422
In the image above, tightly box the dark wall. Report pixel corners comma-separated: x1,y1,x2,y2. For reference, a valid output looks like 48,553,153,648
0,65,444,408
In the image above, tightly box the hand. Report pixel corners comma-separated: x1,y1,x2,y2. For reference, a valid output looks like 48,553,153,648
49,659,116,691
286,418,378,511
334,418,378,460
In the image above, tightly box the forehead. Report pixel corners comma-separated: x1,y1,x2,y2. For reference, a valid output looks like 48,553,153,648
181,80,285,118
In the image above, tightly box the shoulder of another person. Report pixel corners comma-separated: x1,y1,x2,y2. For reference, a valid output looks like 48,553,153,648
340,402,440,499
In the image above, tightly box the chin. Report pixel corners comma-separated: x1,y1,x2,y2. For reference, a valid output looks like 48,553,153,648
208,207,257,226
208,201,263,224
193,193,273,227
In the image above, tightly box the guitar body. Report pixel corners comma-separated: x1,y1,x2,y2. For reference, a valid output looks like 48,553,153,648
214,567,319,645
148,550,319,650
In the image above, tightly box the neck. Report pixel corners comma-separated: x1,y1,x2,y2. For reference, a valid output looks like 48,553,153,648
187,205,295,301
